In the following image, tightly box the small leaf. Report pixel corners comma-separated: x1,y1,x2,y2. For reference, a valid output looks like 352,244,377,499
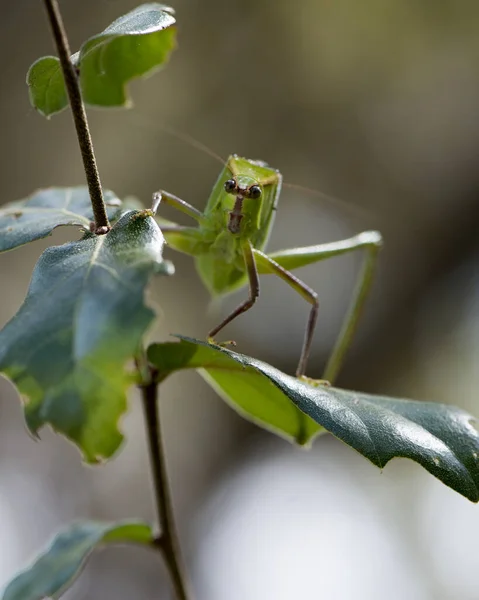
148,337,479,501
2,520,153,600
147,340,322,445
27,4,177,116
0,211,174,461
26,57,66,117
0,187,123,253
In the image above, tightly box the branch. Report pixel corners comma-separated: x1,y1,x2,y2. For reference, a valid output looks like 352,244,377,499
41,0,110,232
141,376,192,600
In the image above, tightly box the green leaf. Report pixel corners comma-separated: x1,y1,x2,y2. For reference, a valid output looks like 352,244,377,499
0,187,123,253
148,337,479,502
147,340,323,445
26,57,67,117
27,4,177,116
2,520,153,600
0,211,174,462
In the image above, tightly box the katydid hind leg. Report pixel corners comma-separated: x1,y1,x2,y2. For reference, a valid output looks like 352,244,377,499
255,231,382,383
208,241,260,341
321,237,381,384
252,250,318,378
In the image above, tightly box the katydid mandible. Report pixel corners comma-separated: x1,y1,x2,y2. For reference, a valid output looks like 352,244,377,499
152,154,382,383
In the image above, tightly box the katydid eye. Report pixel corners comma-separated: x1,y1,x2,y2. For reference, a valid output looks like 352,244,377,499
224,179,236,193
249,185,262,199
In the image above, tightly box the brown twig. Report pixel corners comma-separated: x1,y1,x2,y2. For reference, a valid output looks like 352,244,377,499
141,376,192,600
41,0,110,232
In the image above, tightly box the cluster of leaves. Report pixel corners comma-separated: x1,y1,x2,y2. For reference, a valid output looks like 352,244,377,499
1,5,178,599
1,3,478,599
27,3,177,116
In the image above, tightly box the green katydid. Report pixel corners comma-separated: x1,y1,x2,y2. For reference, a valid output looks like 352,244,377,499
151,153,382,383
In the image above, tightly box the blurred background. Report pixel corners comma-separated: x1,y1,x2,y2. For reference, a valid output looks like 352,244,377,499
1,0,479,598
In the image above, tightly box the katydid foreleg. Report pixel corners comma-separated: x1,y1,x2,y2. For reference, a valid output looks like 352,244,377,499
153,190,203,222
208,240,260,341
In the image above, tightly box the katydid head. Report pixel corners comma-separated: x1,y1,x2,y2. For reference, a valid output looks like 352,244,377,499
223,175,263,234
223,177,262,199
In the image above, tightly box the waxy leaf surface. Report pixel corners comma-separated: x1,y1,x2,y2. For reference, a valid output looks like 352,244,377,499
148,337,479,501
27,3,177,116
148,339,321,443
0,187,122,253
2,521,152,600
0,211,174,461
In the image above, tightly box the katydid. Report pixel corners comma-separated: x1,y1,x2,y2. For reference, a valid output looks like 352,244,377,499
152,154,382,383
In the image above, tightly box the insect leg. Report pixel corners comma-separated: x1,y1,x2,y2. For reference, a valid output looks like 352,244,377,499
208,240,260,340
320,236,381,384
255,231,383,383
152,190,204,222
252,250,318,378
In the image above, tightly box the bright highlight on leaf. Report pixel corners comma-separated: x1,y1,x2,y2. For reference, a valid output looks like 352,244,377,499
148,337,479,502
27,3,177,116
0,211,174,462
2,520,153,600
0,187,122,253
